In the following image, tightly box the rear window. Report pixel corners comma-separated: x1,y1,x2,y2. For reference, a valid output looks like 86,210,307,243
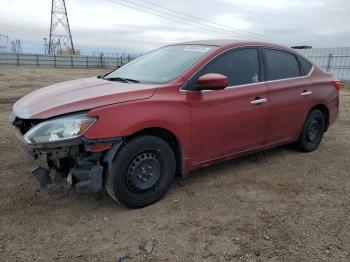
299,57,313,75
264,49,301,81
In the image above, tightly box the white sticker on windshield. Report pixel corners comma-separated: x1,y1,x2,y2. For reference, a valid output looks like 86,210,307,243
183,46,211,53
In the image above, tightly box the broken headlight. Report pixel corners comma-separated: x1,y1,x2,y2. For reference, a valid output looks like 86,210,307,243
24,113,96,144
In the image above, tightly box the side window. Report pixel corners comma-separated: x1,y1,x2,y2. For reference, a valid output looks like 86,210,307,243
189,48,260,89
298,56,313,76
264,49,301,81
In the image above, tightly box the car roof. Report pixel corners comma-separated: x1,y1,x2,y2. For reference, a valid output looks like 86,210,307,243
169,39,291,51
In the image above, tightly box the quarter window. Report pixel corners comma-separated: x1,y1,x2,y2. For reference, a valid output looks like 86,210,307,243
189,48,260,90
264,49,301,81
298,57,313,76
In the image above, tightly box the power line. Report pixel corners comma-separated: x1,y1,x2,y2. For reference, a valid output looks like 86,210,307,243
134,0,282,42
106,0,256,40
107,0,283,42
115,0,258,40
107,0,250,39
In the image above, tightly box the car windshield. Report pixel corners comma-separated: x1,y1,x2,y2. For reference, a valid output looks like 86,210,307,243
104,45,217,84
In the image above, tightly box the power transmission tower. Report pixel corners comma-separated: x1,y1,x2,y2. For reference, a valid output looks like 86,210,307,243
0,34,9,52
10,40,22,53
48,0,75,55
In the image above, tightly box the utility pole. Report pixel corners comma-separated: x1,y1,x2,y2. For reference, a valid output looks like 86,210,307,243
48,0,75,55
43,38,48,54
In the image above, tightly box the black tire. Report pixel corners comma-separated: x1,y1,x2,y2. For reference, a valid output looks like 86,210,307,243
105,135,176,208
293,109,326,152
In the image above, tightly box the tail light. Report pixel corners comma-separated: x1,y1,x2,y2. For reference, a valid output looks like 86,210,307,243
332,80,341,92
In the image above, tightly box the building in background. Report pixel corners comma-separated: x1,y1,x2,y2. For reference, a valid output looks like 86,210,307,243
59,48,80,56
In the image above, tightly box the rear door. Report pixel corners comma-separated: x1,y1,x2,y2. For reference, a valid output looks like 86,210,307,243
187,48,269,164
263,48,313,144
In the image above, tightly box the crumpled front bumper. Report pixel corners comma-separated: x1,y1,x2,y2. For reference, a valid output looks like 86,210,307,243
14,128,122,193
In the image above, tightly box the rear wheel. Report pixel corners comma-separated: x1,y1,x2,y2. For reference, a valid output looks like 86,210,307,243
294,109,326,152
105,135,176,208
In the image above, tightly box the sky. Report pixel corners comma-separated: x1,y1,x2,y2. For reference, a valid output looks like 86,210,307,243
0,0,350,55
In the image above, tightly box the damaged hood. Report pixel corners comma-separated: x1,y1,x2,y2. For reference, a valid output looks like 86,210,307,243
12,77,158,119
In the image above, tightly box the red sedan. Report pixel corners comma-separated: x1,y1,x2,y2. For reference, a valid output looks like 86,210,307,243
11,40,340,208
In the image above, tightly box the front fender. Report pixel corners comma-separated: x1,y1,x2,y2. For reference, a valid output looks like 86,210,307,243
83,96,192,172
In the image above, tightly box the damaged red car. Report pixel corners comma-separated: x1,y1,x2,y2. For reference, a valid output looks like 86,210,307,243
10,40,340,208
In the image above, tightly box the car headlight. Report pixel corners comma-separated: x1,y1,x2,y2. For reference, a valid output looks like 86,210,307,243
24,113,96,144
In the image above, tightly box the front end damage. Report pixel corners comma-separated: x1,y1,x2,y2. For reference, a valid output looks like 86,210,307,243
11,114,123,193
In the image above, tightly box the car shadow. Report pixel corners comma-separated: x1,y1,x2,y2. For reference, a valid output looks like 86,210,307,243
176,145,296,184
43,145,297,210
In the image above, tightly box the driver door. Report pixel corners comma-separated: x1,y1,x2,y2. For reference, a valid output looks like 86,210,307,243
187,48,269,164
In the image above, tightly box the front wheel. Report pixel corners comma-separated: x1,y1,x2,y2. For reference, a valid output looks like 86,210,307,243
293,109,326,152
105,135,176,208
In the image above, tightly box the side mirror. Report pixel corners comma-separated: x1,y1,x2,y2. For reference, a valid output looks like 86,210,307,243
197,73,229,91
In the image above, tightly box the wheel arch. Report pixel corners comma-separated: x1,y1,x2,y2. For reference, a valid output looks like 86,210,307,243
127,127,184,177
309,104,330,131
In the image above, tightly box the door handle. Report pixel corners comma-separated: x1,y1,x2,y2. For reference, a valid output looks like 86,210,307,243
250,98,267,105
300,90,312,97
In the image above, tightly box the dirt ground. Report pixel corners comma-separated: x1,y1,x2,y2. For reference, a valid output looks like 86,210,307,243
0,67,349,262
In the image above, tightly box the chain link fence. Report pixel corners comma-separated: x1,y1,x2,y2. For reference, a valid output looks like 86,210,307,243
297,47,350,80
0,52,137,68
1,47,350,80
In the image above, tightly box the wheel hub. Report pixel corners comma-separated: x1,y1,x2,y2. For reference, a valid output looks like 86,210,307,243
126,152,161,191
307,118,319,142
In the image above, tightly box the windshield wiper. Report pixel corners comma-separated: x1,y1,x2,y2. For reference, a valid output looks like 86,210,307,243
103,77,129,83
103,77,140,83
123,78,140,83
